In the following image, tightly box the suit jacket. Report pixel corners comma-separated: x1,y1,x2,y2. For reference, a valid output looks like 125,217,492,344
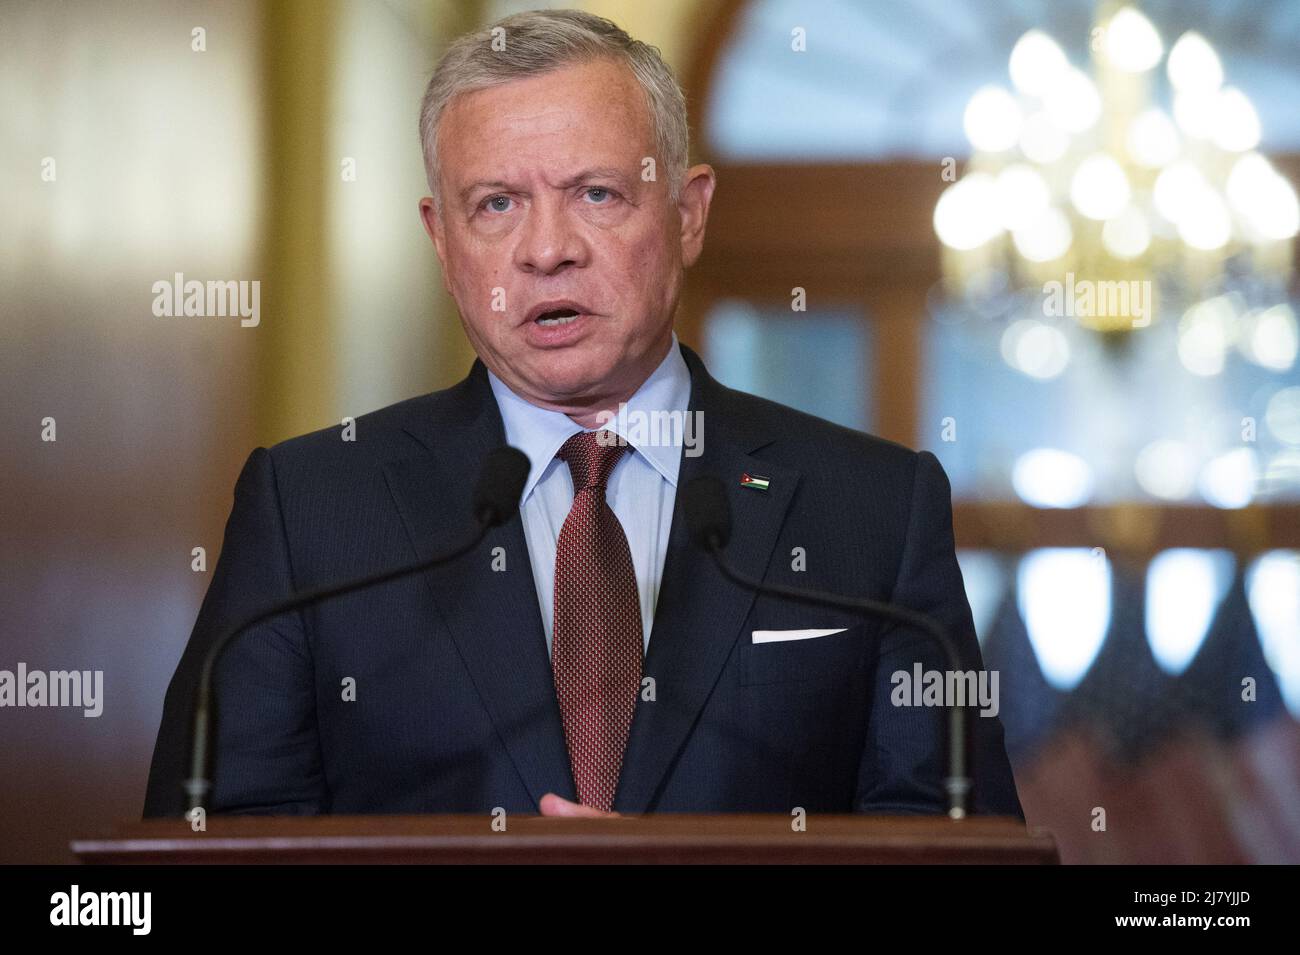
144,342,1023,818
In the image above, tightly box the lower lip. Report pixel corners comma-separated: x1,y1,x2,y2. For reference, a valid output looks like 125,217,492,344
523,313,592,348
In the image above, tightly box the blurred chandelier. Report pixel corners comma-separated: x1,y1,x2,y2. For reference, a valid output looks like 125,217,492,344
933,2,1300,362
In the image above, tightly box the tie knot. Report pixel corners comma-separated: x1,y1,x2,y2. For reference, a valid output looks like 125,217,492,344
557,430,629,491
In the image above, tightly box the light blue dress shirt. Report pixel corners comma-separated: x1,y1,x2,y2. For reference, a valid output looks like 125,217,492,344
486,333,691,657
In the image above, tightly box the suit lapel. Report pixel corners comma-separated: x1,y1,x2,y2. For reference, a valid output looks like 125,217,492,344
614,345,802,812
382,363,576,807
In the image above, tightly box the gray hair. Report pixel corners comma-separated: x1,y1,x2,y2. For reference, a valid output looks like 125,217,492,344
419,8,689,210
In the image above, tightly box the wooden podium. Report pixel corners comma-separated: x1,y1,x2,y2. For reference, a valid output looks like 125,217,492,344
74,815,1058,864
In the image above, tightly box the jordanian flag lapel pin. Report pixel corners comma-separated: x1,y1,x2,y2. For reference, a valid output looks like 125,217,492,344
740,473,770,491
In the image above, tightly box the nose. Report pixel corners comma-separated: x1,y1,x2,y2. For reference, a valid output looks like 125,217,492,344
512,195,588,275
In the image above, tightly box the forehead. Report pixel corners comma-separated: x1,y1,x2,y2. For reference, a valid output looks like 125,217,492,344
437,57,655,177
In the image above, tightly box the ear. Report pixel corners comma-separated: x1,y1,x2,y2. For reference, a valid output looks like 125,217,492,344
676,163,716,269
418,195,450,276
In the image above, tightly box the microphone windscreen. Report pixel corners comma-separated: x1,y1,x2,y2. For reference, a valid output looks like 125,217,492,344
683,475,731,549
474,447,530,527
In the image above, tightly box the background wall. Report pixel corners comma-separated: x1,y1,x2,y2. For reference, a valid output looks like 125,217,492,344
3,0,1297,864
0,0,718,865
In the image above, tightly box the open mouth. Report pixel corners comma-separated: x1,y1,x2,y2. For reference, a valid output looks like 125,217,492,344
534,308,581,327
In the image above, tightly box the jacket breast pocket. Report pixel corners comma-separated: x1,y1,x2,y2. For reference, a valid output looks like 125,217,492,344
738,625,868,686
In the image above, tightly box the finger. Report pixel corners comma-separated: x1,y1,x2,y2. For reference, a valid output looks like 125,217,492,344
538,793,617,817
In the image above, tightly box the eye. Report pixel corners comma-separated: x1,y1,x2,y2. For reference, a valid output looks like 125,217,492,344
583,186,615,204
482,194,514,213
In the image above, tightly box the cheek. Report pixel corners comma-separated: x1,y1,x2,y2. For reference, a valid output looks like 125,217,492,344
621,229,678,304
447,244,505,318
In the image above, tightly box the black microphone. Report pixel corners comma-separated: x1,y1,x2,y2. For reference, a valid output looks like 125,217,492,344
683,475,973,819
183,446,530,816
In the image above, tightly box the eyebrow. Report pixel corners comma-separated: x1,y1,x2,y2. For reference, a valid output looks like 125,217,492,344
458,167,634,205
558,167,633,190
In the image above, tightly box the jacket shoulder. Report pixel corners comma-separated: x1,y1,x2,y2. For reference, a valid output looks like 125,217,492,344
717,382,922,480
261,384,458,479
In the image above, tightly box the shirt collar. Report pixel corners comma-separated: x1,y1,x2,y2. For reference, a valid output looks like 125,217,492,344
486,331,691,503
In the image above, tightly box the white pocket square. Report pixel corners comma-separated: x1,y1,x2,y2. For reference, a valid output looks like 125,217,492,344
751,628,847,644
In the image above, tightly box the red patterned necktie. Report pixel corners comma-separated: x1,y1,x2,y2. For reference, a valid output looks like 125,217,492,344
551,430,644,811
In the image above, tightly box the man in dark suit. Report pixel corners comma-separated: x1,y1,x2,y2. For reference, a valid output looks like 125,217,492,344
145,8,1021,820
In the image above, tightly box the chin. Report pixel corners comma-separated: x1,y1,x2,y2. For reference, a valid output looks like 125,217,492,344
524,351,619,402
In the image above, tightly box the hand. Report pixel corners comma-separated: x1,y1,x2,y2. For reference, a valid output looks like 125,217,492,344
538,793,622,817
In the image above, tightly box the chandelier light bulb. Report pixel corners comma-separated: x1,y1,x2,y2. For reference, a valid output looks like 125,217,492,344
1211,87,1262,152
1127,108,1180,167
1019,111,1070,163
1226,152,1274,212
995,163,1051,230
1012,206,1073,262
1103,7,1164,73
1102,205,1152,260
963,85,1023,153
1044,68,1101,133
1257,177,1300,241
1167,31,1223,94
1265,387,1300,444
1173,90,1216,139
1012,450,1093,506
1177,188,1232,250
1135,440,1197,501
1153,160,1207,223
1224,153,1300,240
1226,157,1300,241
1241,305,1299,371
1198,448,1258,509
1009,30,1069,97
1000,320,1072,380
933,173,1003,250
1070,153,1130,220
1178,298,1234,375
